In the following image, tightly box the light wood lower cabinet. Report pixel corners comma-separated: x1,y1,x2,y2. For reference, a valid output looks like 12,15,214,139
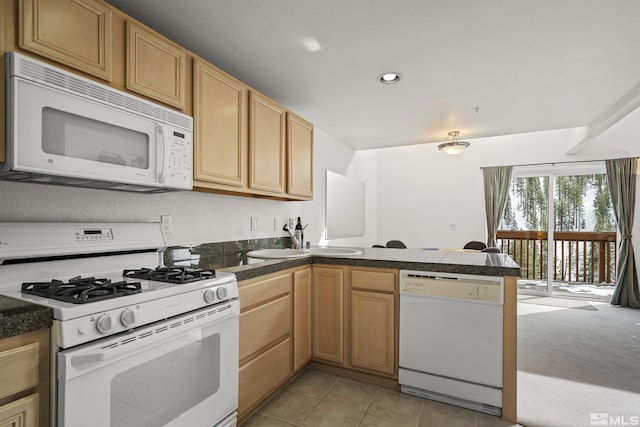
238,338,291,419
310,266,398,378
349,267,398,377
237,271,292,421
0,329,50,427
0,393,38,427
350,290,395,375
312,266,345,364
240,295,290,362
293,268,312,372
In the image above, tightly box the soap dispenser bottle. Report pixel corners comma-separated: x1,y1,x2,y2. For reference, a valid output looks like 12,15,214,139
295,217,303,249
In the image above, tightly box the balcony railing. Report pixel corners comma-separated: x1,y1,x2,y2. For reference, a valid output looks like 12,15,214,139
496,230,617,284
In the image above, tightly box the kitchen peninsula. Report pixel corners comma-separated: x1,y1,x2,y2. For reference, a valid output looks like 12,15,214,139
166,245,520,423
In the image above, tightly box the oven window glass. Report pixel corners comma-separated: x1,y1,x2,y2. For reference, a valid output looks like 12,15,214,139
42,107,150,169
110,333,220,427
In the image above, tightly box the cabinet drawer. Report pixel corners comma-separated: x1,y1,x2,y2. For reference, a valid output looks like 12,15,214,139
240,295,291,361
239,338,291,418
0,342,39,399
0,393,38,426
239,273,290,310
351,269,396,292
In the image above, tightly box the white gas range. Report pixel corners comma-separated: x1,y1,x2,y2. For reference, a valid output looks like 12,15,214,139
0,222,239,427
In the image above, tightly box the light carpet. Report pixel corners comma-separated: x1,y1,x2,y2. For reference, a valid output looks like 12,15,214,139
517,299,640,427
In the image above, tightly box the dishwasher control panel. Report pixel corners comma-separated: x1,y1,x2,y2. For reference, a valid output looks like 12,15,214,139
400,270,503,304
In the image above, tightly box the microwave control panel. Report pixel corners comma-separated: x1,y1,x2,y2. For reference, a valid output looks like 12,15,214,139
164,126,193,188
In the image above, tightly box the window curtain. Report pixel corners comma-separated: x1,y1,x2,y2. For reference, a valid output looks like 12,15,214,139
483,166,513,248
606,158,640,309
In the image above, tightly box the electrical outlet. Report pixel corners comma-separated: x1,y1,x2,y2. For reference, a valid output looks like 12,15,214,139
161,215,173,234
251,217,260,231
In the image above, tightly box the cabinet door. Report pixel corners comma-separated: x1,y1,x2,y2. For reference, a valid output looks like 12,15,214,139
1,1,5,163
350,290,395,375
293,268,312,371
126,21,186,109
312,267,344,364
193,58,247,187
20,0,113,80
249,91,285,194
286,112,313,199
0,393,38,427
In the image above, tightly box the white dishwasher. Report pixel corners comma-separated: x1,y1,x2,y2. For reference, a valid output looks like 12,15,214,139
399,269,503,416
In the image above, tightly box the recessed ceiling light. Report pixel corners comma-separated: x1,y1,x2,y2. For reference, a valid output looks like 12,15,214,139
378,72,402,84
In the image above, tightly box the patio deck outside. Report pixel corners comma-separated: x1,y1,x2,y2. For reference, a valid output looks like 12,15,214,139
497,229,616,299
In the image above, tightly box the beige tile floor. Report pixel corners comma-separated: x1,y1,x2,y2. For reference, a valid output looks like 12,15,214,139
241,369,522,427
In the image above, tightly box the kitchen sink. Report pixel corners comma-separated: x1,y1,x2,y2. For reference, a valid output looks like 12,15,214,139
246,248,309,259
308,247,362,256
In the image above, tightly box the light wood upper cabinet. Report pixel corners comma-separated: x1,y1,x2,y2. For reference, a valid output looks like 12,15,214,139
312,266,345,364
293,268,312,372
287,112,313,199
193,58,247,187
1,1,6,163
249,91,286,194
19,0,113,81
126,21,186,109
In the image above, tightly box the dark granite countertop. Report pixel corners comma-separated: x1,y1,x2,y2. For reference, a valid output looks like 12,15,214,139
0,295,52,340
218,247,521,282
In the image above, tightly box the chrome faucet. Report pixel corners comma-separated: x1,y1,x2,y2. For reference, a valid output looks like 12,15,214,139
283,224,302,249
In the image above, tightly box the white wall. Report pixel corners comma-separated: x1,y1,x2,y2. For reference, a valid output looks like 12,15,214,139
374,127,640,249
0,128,376,247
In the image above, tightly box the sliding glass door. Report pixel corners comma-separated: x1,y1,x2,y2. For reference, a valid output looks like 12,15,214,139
498,163,616,298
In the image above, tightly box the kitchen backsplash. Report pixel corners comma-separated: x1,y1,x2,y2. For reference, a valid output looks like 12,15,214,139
165,236,292,269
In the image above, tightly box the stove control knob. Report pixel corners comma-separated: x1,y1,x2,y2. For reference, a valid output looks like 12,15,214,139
204,288,217,304
216,286,228,300
96,314,113,334
121,309,138,327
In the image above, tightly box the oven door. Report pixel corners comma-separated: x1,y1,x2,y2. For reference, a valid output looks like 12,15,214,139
57,301,239,427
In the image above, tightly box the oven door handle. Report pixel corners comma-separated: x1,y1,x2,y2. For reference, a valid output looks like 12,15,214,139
70,329,202,368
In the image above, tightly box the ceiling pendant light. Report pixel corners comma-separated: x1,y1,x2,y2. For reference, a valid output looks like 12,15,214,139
438,131,470,155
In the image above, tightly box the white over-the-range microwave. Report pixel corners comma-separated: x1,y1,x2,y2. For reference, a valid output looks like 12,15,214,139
1,52,193,193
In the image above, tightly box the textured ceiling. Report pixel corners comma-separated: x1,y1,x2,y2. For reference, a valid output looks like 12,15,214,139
106,0,640,150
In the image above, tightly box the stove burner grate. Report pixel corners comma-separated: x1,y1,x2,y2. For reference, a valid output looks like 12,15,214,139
123,266,216,284
21,276,142,304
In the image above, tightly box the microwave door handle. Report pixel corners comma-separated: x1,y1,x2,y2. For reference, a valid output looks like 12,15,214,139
158,125,167,184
